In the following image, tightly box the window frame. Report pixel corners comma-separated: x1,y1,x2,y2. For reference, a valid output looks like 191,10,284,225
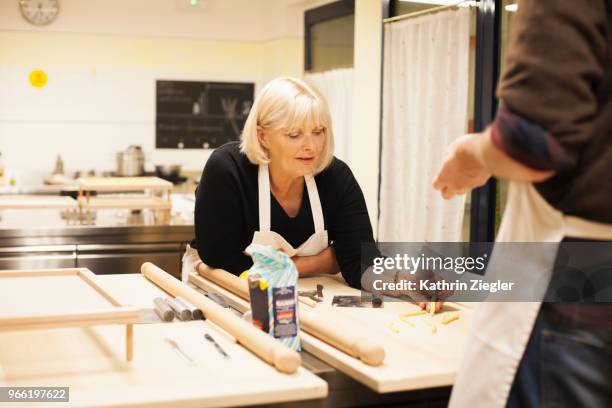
470,0,501,242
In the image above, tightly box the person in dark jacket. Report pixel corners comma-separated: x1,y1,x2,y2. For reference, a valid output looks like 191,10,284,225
434,1,612,407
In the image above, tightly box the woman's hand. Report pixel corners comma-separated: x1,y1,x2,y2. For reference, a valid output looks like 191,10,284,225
396,270,451,312
433,128,554,200
361,267,451,311
292,246,340,277
418,301,443,313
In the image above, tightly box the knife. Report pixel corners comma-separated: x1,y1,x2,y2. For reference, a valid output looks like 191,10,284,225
204,333,230,359
165,337,196,366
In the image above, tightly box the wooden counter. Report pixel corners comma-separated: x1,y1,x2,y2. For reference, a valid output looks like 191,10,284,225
0,274,327,408
191,273,474,393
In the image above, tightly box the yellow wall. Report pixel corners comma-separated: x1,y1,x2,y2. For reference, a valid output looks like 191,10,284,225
352,0,383,235
0,30,303,179
0,30,304,79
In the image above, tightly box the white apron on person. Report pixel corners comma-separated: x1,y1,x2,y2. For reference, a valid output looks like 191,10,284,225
448,182,612,408
181,163,328,282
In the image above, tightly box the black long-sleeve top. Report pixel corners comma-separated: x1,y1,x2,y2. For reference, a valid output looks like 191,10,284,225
193,141,375,288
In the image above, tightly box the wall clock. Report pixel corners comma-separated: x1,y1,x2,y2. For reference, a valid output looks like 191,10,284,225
19,0,60,26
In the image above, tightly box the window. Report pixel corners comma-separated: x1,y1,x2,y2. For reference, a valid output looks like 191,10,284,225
392,0,451,15
304,0,355,73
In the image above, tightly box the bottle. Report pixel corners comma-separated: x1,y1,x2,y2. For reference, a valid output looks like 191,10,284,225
53,155,64,175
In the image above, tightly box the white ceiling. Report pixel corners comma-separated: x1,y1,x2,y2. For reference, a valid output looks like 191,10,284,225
0,0,336,42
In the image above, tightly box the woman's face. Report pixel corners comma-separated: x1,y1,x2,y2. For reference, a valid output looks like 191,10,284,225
260,124,326,179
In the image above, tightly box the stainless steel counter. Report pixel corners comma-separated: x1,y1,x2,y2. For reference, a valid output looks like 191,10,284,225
0,207,194,277
0,208,193,242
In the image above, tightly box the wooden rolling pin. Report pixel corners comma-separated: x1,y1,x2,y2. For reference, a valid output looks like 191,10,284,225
141,262,301,374
197,265,385,366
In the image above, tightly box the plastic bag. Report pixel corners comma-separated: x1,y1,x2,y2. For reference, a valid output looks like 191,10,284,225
244,243,301,351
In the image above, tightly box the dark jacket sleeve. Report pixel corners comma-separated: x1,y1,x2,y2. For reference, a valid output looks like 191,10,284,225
495,0,607,169
194,151,252,275
327,161,377,289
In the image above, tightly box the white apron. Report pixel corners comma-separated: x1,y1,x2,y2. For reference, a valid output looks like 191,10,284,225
449,182,612,408
181,164,328,282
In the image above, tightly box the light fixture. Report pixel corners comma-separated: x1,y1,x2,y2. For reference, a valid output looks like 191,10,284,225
399,0,478,6
399,0,460,4
505,3,518,12
174,0,209,12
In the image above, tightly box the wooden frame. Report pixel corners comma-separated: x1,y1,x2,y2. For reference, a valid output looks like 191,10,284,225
77,177,173,225
0,268,139,361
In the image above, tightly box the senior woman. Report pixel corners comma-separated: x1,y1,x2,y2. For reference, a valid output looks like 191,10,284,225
183,77,374,288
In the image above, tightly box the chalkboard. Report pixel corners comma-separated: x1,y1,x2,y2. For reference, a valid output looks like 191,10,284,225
156,80,254,149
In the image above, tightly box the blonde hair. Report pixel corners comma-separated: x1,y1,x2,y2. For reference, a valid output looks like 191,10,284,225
240,77,334,174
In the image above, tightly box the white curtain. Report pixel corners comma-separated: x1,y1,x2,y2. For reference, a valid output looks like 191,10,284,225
304,68,353,163
379,7,470,242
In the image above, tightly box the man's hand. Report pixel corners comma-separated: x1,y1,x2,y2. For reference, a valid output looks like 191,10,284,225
433,128,554,200
432,133,491,200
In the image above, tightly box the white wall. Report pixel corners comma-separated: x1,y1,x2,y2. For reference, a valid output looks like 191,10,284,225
0,0,329,183
0,0,384,233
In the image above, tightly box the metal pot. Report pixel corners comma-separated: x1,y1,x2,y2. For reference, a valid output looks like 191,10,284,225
155,164,182,179
116,145,145,176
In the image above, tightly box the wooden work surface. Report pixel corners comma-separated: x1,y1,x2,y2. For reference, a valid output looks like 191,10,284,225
80,197,171,210
192,273,474,393
0,274,327,408
78,177,172,192
0,195,78,209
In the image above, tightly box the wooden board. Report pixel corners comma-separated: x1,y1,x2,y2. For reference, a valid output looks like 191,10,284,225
0,195,78,209
190,273,473,393
80,197,171,210
0,268,139,362
78,177,172,192
0,321,327,407
0,268,139,331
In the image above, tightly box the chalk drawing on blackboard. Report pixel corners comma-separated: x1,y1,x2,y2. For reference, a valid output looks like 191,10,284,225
156,80,254,149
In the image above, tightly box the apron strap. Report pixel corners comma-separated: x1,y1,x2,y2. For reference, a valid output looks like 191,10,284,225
305,175,325,233
258,164,271,231
258,164,325,233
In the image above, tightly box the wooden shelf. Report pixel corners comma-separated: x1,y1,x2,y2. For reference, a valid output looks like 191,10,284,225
78,177,173,192
81,196,172,210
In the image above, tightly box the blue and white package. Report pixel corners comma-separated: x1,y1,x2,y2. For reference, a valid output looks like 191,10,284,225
244,243,301,351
